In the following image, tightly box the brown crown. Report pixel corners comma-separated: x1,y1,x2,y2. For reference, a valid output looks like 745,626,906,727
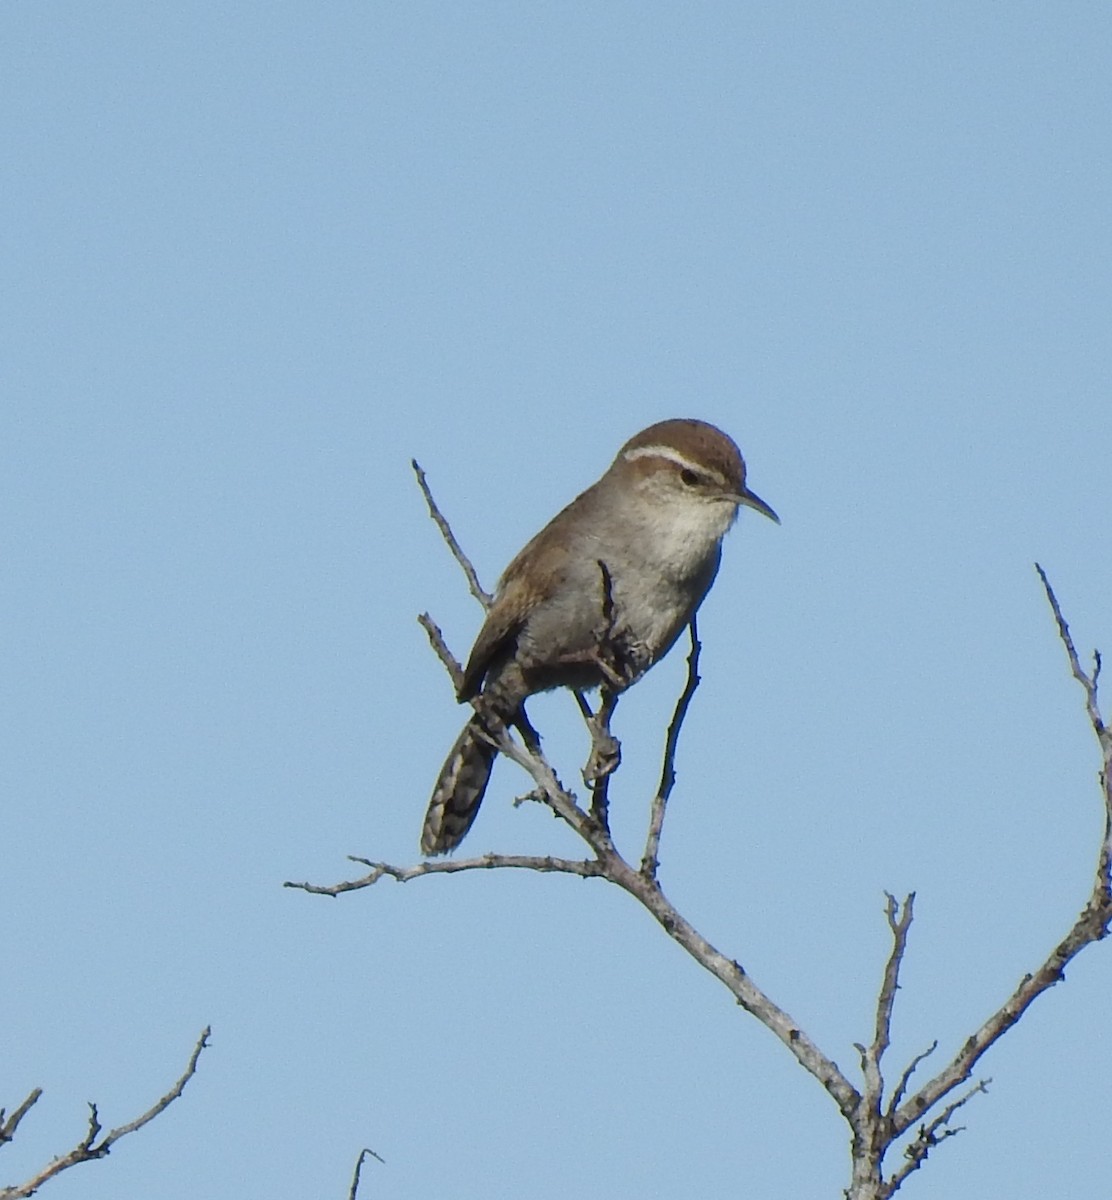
618,418,745,491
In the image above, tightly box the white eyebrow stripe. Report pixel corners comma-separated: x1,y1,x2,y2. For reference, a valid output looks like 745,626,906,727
623,445,709,475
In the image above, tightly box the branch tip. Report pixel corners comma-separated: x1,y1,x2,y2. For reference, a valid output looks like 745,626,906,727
411,459,491,607
0,1028,209,1199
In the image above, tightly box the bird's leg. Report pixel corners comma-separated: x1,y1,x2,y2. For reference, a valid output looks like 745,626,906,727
583,687,621,837
583,687,621,782
511,701,542,753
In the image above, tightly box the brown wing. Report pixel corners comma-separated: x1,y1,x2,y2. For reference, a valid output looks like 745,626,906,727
457,486,593,700
457,584,529,700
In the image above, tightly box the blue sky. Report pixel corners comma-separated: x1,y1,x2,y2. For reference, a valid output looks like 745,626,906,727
2,3,1110,1197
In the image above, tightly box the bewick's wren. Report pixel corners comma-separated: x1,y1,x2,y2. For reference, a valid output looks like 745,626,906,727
421,418,777,855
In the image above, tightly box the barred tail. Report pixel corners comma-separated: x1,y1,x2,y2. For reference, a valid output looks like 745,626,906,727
421,717,498,855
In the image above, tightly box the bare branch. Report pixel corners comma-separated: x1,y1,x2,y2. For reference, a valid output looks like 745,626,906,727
1036,565,1112,895
893,872,1111,1136
878,892,911,1051
413,524,617,858
606,858,861,1119
492,721,619,857
886,1080,990,1195
292,858,860,1121
861,894,914,1110
642,617,702,878
347,1147,385,1200
847,894,917,1192
295,764,861,1122
886,1042,937,1121
307,476,1112,1199
319,831,860,1117
417,612,464,694
0,1092,43,1151
892,570,1112,1138
285,852,608,895
69,1028,208,1148
0,1028,210,1200
1036,564,1107,741
299,508,861,1118
412,459,491,608
875,895,914,1057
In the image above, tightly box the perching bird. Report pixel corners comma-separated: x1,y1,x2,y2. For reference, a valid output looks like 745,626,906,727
421,418,777,855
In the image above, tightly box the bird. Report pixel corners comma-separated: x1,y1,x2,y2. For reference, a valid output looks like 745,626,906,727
420,418,777,855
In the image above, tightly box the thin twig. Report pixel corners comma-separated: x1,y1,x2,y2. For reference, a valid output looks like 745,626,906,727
347,1147,385,1200
642,617,702,878
297,483,863,1115
412,460,491,608
0,1028,210,1200
604,855,861,1120
492,719,619,858
418,612,464,694
1037,566,1112,896
297,534,1112,1198
1036,564,1106,740
893,901,1110,1136
850,893,916,1191
413,467,614,848
886,1042,937,1121
861,894,914,1110
886,1080,990,1194
285,853,609,895
0,1091,43,1149
892,570,1112,1138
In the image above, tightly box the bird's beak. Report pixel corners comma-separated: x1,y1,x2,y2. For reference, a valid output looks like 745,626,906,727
738,486,780,525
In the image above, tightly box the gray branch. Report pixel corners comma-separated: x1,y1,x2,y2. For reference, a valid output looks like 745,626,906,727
886,1080,990,1194
286,852,608,894
411,459,491,608
642,617,702,878
0,1028,210,1200
0,1092,43,1151
297,475,1112,1198
884,569,1112,1147
347,1147,385,1200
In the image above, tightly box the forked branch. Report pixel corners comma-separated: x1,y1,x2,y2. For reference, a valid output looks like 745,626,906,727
0,1028,210,1200
883,568,1112,1147
293,473,1112,1199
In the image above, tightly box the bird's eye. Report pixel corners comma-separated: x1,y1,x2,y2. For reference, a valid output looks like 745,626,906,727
680,468,699,487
